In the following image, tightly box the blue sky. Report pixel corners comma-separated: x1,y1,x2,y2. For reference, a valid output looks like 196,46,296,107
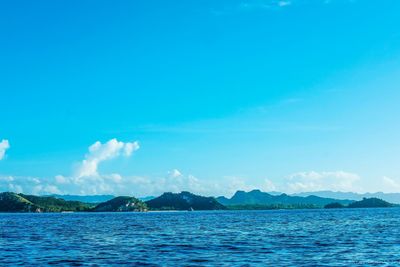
1,0,400,196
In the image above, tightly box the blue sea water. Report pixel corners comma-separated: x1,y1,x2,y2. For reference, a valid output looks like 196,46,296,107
1,208,400,266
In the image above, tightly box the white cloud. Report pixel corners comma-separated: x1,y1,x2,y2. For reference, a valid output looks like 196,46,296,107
0,138,378,197
116,173,237,197
45,138,140,195
286,171,362,193
222,176,258,194
8,183,23,194
76,139,139,178
50,167,278,197
0,139,10,160
381,176,400,193
0,176,61,195
262,178,277,191
0,138,140,195
168,169,182,178
55,175,69,184
32,185,61,195
0,176,14,182
1,165,278,197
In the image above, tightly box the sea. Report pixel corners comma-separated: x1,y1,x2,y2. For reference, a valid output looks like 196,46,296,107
1,208,400,266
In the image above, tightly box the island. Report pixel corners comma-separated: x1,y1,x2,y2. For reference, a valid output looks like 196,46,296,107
324,197,394,209
0,192,94,212
145,191,226,211
93,196,147,212
0,191,224,212
217,189,353,209
0,191,397,213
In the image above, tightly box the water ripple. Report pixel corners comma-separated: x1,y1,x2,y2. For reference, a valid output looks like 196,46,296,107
1,209,400,266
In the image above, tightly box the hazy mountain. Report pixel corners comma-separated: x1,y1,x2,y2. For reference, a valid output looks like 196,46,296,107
146,191,226,211
292,191,400,204
46,194,115,203
217,189,353,208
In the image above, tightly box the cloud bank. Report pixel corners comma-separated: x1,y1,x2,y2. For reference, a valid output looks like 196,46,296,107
0,139,397,196
381,176,400,193
285,171,362,193
52,139,140,195
1,168,399,197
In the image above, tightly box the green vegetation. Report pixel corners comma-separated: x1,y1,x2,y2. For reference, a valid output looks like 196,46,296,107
0,192,146,213
0,192,94,212
0,192,40,212
348,197,393,208
146,191,226,211
324,198,394,209
20,194,94,212
93,196,147,212
1,191,397,213
217,190,353,208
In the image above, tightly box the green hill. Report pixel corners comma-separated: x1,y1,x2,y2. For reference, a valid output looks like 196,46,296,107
0,192,147,212
146,191,226,211
348,197,393,208
324,198,394,209
93,196,147,212
0,192,94,212
20,194,94,212
0,192,40,212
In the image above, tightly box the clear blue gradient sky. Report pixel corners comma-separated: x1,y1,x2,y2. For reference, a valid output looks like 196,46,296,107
1,0,400,196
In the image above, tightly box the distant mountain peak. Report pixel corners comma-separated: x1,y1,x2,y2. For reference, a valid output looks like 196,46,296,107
217,189,353,207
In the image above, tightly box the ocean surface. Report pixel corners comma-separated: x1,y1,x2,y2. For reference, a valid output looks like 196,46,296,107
1,208,400,266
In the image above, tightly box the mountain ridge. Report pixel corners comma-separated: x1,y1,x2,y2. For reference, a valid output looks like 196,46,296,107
2,190,399,212
217,189,354,208
292,191,400,204
93,196,147,212
0,192,94,212
146,191,225,211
